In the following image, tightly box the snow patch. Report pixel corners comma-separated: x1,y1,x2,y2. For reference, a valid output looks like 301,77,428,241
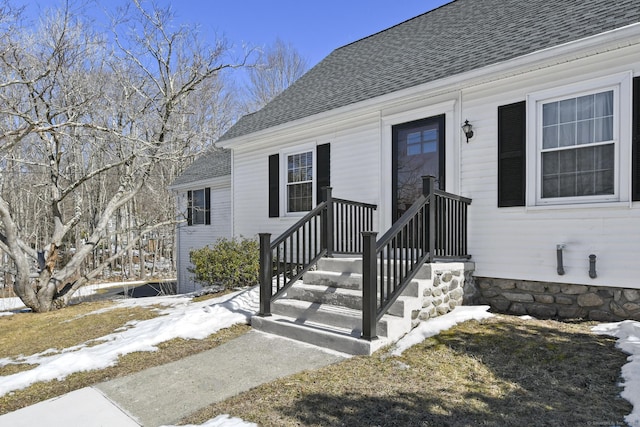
390,305,494,356
593,320,640,427
161,414,257,427
0,287,259,397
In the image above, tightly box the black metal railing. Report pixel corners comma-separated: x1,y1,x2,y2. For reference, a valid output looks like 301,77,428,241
332,197,376,255
259,187,377,316
362,176,471,340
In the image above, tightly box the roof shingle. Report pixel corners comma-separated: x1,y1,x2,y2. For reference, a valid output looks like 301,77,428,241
170,148,231,187
219,0,640,142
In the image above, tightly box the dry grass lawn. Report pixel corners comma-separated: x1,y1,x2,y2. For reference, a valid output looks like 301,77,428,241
0,296,632,426
183,316,632,427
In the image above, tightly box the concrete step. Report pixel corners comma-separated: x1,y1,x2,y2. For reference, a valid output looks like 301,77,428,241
317,257,432,280
303,270,425,297
282,280,431,317
255,257,439,355
317,257,363,274
251,314,390,356
303,270,363,290
272,299,364,330
386,295,422,319
282,282,417,325
284,283,362,310
271,298,409,338
376,278,424,298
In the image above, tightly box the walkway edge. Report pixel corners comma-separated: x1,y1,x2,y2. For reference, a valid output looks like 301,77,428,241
0,387,140,427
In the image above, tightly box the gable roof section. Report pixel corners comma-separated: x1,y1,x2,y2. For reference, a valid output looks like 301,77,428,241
219,0,640,142
170,148,231,187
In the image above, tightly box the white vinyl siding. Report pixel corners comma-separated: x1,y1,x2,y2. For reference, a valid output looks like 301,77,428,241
232,118,380,239
461,45,638,289
175,177,231,293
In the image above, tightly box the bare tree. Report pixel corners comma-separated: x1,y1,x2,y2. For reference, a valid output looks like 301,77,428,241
242,38,308,113
0,0,245,312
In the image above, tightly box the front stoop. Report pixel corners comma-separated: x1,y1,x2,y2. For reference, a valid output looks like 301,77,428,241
251,257,433,355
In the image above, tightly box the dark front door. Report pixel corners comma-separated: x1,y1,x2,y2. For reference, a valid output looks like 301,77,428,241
392,115,445,220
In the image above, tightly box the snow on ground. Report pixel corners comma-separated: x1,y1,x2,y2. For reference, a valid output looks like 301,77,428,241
161,414,257,427
593,320,640,427
0,286,259,397
2,287,640,427
1,296,29,312
0,280,152,312
390,305,495,356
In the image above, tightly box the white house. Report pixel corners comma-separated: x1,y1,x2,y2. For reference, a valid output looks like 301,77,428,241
170,149,231,293
212,0,640,326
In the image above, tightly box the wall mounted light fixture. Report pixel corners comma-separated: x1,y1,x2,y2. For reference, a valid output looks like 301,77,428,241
462,120,474,142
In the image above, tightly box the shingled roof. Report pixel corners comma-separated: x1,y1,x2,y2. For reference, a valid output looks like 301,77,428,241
219,0,640,142
170,148,231,187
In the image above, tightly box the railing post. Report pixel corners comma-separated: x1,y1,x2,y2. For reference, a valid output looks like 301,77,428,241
258,233,272,317
362,231,378,341
422,176,436,263
422,175,435,197
322,186,334,257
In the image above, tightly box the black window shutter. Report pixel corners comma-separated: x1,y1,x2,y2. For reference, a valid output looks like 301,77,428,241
633,77,640,201
268,154,279,217
204,187,211,225
498,101,526,207
317,143,331,202
187,190,193,225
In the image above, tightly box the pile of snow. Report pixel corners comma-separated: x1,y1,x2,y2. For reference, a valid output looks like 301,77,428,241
593,320,640,427
0,296,26,312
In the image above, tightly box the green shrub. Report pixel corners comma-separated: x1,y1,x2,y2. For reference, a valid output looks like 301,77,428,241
188,237,259,289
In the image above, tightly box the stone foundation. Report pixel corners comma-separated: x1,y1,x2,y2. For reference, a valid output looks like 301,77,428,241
473,277,640,321
416,263,471,323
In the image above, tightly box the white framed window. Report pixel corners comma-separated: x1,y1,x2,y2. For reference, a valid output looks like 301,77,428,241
527,73,632,206
281,146,316,214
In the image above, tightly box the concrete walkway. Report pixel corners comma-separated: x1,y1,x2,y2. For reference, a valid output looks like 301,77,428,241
0,330,347,427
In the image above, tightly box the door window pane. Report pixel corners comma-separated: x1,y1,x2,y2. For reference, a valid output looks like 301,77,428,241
406,129,438,156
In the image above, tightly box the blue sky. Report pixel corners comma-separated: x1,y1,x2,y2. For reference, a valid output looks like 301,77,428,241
23,0,451,68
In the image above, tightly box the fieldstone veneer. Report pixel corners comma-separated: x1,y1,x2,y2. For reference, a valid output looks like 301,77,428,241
473,277,640,321
415,263,473,324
